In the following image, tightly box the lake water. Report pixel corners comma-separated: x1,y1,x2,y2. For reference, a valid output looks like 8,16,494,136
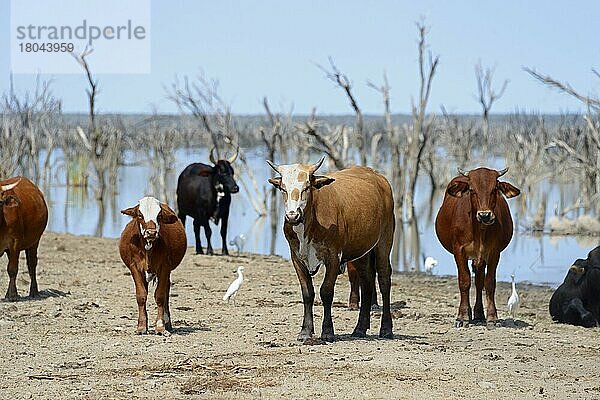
42,147,597,288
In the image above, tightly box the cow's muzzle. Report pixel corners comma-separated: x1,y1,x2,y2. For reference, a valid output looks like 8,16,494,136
285,210,303,225
476,210,495,225
143,230,158,250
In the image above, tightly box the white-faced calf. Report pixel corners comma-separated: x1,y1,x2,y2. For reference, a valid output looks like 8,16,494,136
119,196,186,334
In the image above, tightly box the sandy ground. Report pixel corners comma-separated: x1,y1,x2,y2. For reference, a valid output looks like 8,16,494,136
0,232,599,399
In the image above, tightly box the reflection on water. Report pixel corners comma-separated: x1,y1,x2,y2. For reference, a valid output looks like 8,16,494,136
44,147,595,287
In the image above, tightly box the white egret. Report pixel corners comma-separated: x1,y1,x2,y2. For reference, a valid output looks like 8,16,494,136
223,266,245,303
507,274,520,319
424,256,438,274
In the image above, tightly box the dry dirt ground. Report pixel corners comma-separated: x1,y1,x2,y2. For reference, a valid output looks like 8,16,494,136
0,233,599,399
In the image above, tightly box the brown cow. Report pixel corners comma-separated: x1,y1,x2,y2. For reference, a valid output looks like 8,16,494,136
119,196,186,334
267,157,395,341
435,167,520,327
0,177,48,300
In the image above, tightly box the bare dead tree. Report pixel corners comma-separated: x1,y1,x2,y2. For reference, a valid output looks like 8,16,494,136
319,58,366,165
167,73,225,155
369,72,406,210
296,109,348,170
72,48,126,202
475,61,509,136
404,21,439,223
526,67,600,208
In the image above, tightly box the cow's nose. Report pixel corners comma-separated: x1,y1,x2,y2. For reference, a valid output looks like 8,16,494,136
285,210,301,224
477,211,494,224
231,185,239,193
144,230,158,240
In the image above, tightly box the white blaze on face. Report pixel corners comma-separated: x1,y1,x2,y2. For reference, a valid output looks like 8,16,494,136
138,197,161,250
139,196,161,226
276,164,311,218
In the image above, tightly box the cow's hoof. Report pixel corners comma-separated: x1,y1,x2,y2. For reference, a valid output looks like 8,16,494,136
195,250,204,255
348,302,359,311
136,327,148,335
222,250,229,256
321,332,335,342
297,331,313,342
472,317,486,325
486,320,502,328
4,294,19,302
351,328,367,338
454,320,469,328
379,328,394,339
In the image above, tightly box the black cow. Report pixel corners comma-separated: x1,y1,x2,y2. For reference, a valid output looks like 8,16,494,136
176,147,239,255
549,246,600,327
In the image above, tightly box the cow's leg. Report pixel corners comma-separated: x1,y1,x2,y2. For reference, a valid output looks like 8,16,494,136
454,248,472,327
164,273,172,332
25,242,40,298
193,218,204,254
203,220,214,255
374,245,393,339
5,249,20,301
320,259,340,342
220,214,229,256
154,270,171,334
347,261,360,310
351,253,375,338
565,298,599,328
178,212,186,227
292,255,314,341
472,259,486,323
484,253,500,323
131,267,149,334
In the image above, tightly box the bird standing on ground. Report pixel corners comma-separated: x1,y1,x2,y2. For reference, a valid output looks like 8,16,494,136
424,256,438,274
223,266,245,303
229,234,247,255
507,274,520,319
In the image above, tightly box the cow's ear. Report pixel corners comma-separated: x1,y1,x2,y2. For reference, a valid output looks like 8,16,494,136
447,177,469,198
498,181,520,198
268,177,282,189
121,205,139,218
158,203,179,224
312,175,335,189
0,195,20,207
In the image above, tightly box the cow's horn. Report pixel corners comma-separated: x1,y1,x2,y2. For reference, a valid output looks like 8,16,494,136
1,179,20,192
309,156,326,174
228,146,239,164
497,167,509,177
266,160,280,174
209,147,217,165
457,167,469,177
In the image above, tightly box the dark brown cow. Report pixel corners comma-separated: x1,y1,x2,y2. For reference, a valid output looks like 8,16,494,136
0,177,48,300
435,167,520,327
267,157,395,341
119,196,186,334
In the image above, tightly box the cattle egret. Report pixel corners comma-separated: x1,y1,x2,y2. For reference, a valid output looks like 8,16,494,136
507,274,520,319
424,256,438,274
229,234,247,255
223,266,245,303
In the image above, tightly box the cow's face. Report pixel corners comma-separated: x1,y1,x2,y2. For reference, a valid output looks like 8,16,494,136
569,258,600,290
447,167,520,225
213,160,239,194
266,157,334,225
209,147,240,194
121,196,179,250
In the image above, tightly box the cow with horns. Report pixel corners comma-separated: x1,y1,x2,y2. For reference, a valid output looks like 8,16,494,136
177,147,239,255
435,167,520,327
267,157,395,342
0,177,48,300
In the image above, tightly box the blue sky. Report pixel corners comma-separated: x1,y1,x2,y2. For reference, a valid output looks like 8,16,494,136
1,0,599,114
